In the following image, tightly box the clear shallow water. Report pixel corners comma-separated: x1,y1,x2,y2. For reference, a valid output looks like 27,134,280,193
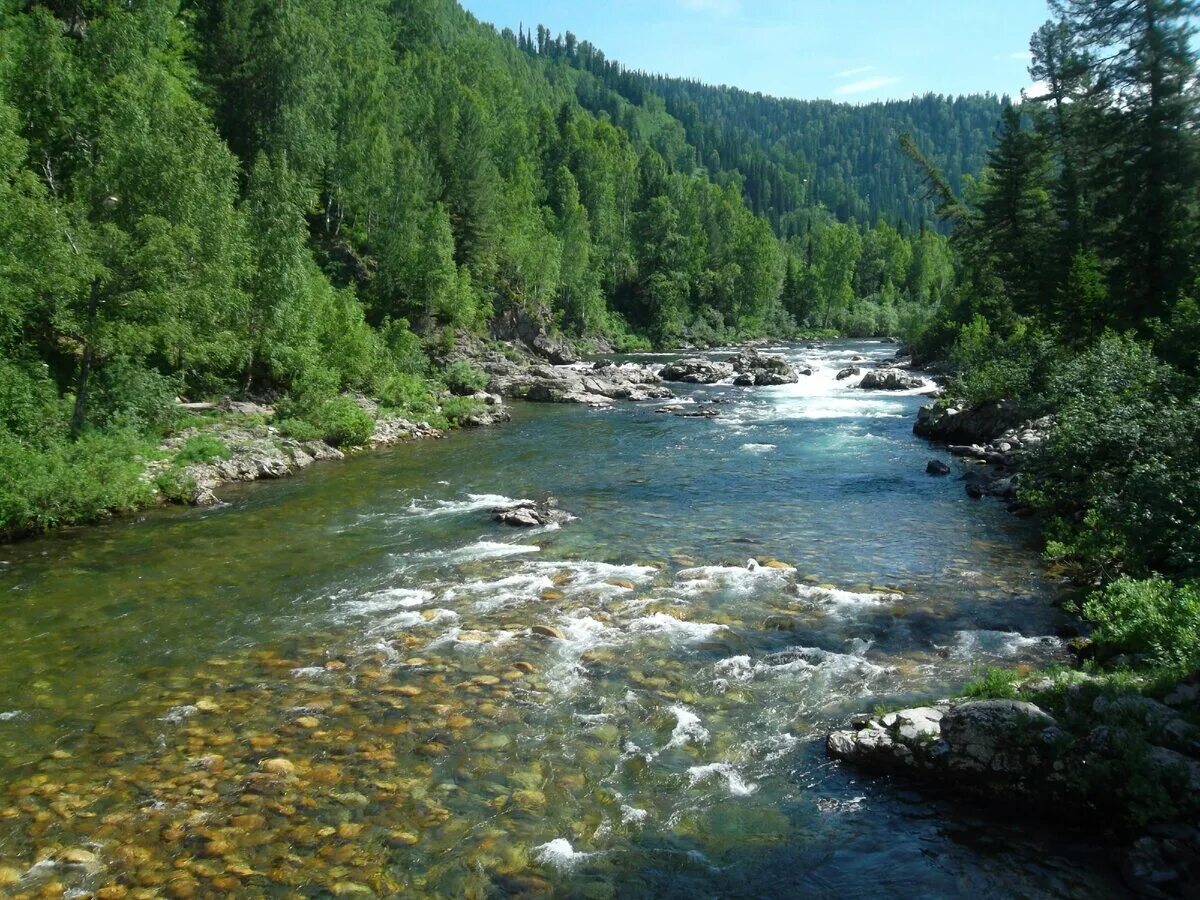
0,342,1126,897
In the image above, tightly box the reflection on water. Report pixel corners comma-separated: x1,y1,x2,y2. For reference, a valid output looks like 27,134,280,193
0,342,1125,897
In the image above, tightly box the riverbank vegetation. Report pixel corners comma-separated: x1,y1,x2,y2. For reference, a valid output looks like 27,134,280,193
906,0,1200,684
0,0,997,539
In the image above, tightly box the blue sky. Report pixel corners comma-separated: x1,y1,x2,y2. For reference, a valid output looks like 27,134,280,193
459,0,1054,102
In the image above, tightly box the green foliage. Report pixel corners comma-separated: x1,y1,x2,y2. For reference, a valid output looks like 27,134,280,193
1084,577,1200,671
964,667,1022,699
442,360,489,396
377,373,441,419
0,0,985,535
174,434,231,466
0,431,156,539
438,395,486,426
278,396,375,449
1026,334,1200,576
947,318,1055,407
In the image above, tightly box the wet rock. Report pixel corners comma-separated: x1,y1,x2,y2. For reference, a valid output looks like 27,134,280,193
659,358,735,384
827,699,1062,787
676,406,720,419
726,350,800,385
493,499,573,528
926,459,951,476
859,369,924,391
836,366,861,381
914,400,1025,445
60,848,98,865
260,758,296,776
530,625,565,640
488,359,672,405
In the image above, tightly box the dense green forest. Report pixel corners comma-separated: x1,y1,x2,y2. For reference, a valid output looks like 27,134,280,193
0,0,995,537
520,25,1004,233
906,0,1200,680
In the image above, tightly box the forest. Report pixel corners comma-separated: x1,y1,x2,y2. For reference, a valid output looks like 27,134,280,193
0,0,992,537
903,0,1200,686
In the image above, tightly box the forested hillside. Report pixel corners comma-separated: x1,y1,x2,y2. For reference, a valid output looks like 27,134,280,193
520,26,1004,233
0,0,996,538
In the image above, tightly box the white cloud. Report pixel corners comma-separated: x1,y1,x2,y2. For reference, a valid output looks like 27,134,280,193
834,75,901,96
677,0,741,15
835,65,876,79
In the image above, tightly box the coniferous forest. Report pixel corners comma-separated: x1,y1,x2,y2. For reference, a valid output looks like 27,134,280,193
0,0,997,536
2,0,1200,895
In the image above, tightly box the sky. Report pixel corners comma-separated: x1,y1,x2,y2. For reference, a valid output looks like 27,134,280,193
459,0,1054,103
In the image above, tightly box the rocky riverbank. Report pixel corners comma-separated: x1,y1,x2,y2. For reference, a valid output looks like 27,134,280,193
914,397,1053,508
147,396,511,508
827,677,1200,896
823,388,1200,895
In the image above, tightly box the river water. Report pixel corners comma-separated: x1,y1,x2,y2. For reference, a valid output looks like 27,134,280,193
0,342,1126,897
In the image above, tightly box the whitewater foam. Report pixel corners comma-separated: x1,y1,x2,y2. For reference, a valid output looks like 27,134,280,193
687,762,758,796
534,838,595,872
665,705,709,749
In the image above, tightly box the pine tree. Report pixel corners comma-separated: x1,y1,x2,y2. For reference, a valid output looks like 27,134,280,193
1053,0,1200,322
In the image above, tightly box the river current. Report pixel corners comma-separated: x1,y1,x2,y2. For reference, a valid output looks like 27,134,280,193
0,341,1126,897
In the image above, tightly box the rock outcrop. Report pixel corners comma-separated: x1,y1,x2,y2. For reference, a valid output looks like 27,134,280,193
827,700,1063,795
725,350,800,385
489,305,579,364
658,358,735,384
829,683,1200,896
914,400,1026,445
485,357,673,405
858,368,924,391
492,498,573,528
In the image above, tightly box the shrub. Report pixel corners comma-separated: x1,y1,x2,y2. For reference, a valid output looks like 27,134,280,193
964,666,1021,699
174,434,230,465
947,318,1055,407
1083,576,1200,671
1026,333,1200,575
275,417,323,442
275,395,375,448
438,395,485,426
0,358,65,443
0,431,156,538
441,359,489,396
377,372,439,416
88,359,182,433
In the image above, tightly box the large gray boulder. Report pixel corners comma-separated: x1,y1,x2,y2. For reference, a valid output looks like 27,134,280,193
914,400,1025,444
659,358,735,384
488,360,673,405
859,368,924,391
827,699,1063,786
726,350,800,385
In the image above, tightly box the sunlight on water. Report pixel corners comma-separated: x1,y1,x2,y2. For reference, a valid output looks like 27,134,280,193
0,342,1124,897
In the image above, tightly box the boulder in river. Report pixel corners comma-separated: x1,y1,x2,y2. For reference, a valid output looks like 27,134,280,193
859,368,924,391
827,699,1063,787
659,358,735,384
914,400,1025,445
926,459,951,476
836,366,861,381
486,357,673,405
726,350,801,385
493,499,573,528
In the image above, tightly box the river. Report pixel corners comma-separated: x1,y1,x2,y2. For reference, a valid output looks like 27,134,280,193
0,341,1126,897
